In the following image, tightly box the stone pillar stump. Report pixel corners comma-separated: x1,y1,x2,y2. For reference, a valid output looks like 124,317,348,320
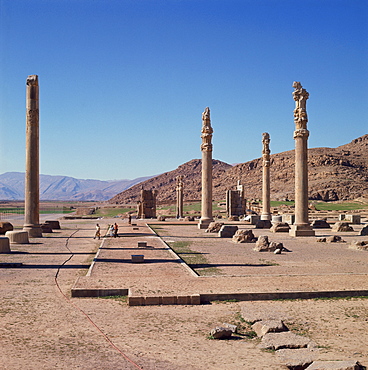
0,237,11,253
5,231,29,244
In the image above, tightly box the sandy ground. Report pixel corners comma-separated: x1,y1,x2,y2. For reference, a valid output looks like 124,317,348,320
0,216,367,369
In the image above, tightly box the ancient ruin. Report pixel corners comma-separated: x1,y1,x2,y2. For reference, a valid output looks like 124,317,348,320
176,175,184,219
137,187,158,219
226,180,246,218
198,107,214,229
261,132,272,227
23,75,43,237
289,82,315,237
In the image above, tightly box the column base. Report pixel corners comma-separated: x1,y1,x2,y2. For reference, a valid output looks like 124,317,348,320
23,225,43,238
198,218,213,229
260,214,271,221
289,224,315,237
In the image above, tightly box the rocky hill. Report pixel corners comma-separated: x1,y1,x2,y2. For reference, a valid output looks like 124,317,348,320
110,134,368,204
109,159,233,204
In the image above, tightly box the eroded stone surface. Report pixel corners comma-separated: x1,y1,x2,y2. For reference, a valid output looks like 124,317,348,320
252,319,288,337
218,225,238,238
276,348,317,369
332,222,354,232
259,331,314,350
232,229,256,243
306,360,366,370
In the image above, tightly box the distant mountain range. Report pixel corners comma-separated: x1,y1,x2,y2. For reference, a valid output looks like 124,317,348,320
110,134,368,204
0,172,153,201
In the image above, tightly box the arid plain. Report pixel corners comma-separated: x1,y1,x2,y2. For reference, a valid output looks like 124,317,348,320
1,213,368,369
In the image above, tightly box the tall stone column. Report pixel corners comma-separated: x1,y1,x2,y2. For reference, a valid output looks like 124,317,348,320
261,132,272,224
176,175,184,219
23,75,42,237
198,107,214,229
289,82,315,237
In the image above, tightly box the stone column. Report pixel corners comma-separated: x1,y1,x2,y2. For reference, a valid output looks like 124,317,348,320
23,75,42,237
176,175,184,219
289,82,315,237
198,107,214,229
261,133,272,225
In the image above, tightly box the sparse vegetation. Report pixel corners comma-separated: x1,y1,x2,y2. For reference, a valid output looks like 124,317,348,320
167,241,221,276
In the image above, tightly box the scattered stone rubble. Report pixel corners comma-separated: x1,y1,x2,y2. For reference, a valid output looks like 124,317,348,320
232,229,257,243
332,222,354,232
218,225,238,238
253,235,285,252
317,236,345,243
349,240,368,251
271,222,291,233
239,305,366,370
205,222,223,233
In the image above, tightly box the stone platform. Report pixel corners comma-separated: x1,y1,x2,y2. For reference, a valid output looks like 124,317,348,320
71,220,368,305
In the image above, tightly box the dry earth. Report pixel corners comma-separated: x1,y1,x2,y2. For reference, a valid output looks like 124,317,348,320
1,216,368,369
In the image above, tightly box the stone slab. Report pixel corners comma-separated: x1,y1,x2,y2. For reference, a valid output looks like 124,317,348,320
306,360,365,370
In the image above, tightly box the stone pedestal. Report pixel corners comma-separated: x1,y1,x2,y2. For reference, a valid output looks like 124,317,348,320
5,231,29,244
198,107,214,229
289,82,314,237
261,132,272,221
23,75,42,238
0,237,11,253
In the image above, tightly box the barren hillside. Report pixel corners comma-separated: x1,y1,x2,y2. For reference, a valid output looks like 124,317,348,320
109,134,368,204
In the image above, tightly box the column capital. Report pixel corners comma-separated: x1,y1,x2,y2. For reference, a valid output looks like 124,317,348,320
293,128,310,139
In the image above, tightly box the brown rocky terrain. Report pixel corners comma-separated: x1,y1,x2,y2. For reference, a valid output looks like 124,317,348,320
110,134,368,204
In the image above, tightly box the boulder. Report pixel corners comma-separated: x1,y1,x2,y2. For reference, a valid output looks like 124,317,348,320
206,222,223,233
332,222,354,232
268,241,284,252
210,326,232,339
317,237,327,242
254,235,270,251
232,229,256,243
218,225,238,238
222,323,237,333
259,331,315,351
0,222,13,235
270,222,290,233
359,225,368,236
349,240,368,251
326,235,344,243
157,216,166,221
184,216,195,221
306,360,366,370
311,219,331,229
251,320,288,337
228,215,239,221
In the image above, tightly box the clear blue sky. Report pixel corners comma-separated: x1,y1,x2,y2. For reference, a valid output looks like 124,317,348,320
1,0,367,181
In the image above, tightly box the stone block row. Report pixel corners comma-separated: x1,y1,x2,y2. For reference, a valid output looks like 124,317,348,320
128,294,201,306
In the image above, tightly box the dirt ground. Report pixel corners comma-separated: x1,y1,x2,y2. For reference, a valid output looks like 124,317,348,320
1,216,367,369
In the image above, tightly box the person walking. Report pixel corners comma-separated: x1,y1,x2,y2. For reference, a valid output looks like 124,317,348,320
94,224,101,240
109,224,114,237
113,222,119,238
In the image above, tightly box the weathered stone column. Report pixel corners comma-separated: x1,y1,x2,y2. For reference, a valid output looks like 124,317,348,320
198,107,214,229
261,132,272,223
289,82,315,237
176,175,184,219
23,75,42,237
